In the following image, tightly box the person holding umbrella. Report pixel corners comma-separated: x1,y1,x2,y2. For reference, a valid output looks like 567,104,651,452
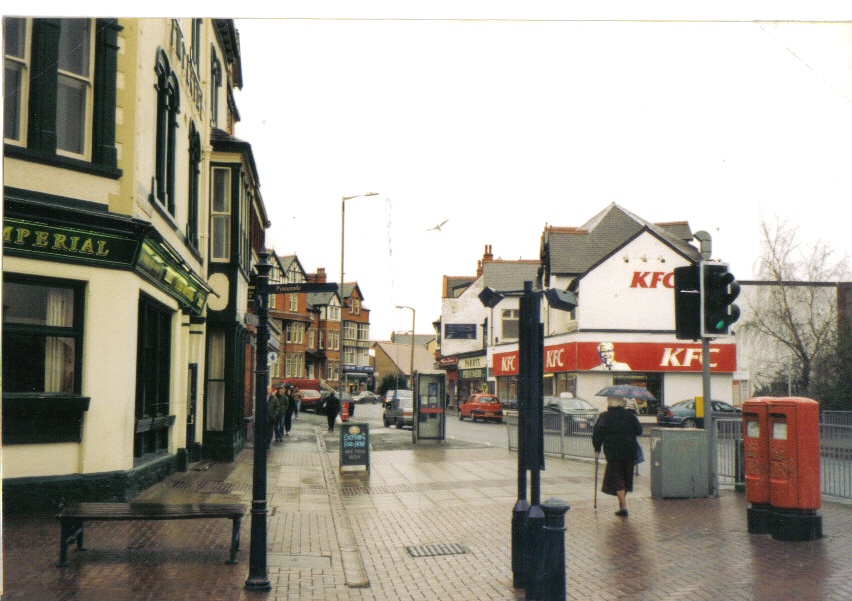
592,395,643,517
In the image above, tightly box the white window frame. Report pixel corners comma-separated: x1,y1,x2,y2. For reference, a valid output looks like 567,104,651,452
3,18,30,147
211,167,231,261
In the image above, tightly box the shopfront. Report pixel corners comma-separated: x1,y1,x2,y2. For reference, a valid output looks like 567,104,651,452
492,339,736,412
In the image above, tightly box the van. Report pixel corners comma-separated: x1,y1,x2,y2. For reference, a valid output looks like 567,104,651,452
383,389,413,406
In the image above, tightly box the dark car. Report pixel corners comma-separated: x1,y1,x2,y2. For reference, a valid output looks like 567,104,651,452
657,399,741,428
352,391,380,404
542,396,599,434
383,396,414,429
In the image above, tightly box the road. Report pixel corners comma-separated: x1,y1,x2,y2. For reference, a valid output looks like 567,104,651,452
338,401,510,448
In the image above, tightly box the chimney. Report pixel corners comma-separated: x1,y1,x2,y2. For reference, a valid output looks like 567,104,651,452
476,244,493,277
309,267,327,283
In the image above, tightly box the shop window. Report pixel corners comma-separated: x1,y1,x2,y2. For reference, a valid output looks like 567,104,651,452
135,295,174,456
2,275,89,445
3,277,83,394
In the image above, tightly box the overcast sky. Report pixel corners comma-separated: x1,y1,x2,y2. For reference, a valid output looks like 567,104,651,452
230,8,852,339
21,3,852,339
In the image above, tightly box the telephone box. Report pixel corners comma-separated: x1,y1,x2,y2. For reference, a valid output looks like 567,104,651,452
767,397,822,541
413,371,446,443
742,398,771,533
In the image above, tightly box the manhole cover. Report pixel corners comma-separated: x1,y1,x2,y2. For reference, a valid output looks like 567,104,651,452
406,543,470,558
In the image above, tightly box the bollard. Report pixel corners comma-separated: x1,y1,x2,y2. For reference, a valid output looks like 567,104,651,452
511,499,530,588
528,498,570,600
524,504,545,597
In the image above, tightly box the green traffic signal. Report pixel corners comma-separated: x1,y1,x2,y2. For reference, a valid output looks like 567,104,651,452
701,262,740,337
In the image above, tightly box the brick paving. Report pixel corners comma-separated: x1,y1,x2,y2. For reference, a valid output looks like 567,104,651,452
3,414,852,600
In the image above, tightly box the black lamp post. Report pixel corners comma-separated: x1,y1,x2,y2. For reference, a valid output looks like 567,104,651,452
245,253,272,591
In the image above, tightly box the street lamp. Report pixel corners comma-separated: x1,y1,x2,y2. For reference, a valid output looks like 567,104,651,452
340,192,378,397
395,305,415,390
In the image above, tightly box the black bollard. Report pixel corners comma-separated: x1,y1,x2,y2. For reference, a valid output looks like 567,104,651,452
528,498,570,601
525,503,545,597
511,499,530,588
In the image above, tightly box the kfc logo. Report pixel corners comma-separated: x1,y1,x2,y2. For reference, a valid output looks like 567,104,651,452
501,355,516,372
545,348,565,369
630,271,675,289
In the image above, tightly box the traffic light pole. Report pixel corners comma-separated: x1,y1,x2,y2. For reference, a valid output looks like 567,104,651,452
702,336,717,497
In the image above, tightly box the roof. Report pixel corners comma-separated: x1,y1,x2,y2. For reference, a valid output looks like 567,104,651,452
541,203,700,277
306,291,338,308
443,275,475,298
373,341,435,375
482,260,541,292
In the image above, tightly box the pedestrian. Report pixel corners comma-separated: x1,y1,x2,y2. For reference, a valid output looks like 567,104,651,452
293,386,301,419
266,384,284,446
592,396,643,517
325,391,340,432
283,384,296,437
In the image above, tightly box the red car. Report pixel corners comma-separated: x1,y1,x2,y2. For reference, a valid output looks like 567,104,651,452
459,394,504,423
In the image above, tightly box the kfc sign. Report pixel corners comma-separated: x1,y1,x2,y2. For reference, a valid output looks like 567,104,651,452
630,271,675,289
491,341,735,376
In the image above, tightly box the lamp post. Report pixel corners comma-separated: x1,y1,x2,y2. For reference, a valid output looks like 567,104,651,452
395,305,415,390
340,192,378,397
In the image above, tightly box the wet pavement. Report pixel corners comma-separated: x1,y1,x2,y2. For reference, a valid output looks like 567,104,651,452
4,413,852,600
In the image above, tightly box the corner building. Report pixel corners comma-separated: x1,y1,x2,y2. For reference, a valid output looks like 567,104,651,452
2,18,263,510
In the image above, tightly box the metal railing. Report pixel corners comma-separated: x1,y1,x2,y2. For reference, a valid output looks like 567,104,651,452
509,412,852,501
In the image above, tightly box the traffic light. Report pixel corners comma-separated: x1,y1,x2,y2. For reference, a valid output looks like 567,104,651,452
701,261,741,337
674,264,702,340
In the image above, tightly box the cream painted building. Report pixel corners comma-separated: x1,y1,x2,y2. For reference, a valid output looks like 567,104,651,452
3,18,264,511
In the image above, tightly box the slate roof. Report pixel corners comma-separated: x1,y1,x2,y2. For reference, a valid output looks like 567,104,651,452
482,260,541,292
306,291,337,309
443,275,475,298
374,341,436,375
541,203,701,277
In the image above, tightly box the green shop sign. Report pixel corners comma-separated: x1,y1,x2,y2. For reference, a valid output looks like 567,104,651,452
3,217,138,267
135,240,210,314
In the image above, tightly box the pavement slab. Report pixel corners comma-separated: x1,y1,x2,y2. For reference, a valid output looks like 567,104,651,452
3,414,851,600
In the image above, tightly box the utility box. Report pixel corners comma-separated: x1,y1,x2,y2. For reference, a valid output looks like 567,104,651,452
743,398,771,533
650,428,709,499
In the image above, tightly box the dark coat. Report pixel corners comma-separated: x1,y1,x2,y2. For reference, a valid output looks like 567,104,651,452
592,406,642,462
325,394,340,417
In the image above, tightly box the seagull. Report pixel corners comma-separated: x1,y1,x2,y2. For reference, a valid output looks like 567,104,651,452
427,219,448,232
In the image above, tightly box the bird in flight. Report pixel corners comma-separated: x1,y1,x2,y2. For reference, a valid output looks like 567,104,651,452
427,219,448,232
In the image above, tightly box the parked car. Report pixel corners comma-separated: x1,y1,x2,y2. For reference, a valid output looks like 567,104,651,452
657,399,741,428
299,389,324,413
383,389,413,407
352,391,380,404
542,396,599,434
459,393,504,423
383,396,414,429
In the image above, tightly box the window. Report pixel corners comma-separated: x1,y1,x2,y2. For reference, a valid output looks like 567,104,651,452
211,167,231,260
187,121,201,249
289,294,299,312
349,298,360,314
136,296,173,456
4,17,29,144
210,51,221,127
286,322,305,344
344,347,355,364
502,309,519,340
206,330,225,431
358,322,370,341
2,276,83,394
308,330,316,349
155,49,179,214
56,19,94,157
344,322,357,341
190,19,202,68
4,18,119,169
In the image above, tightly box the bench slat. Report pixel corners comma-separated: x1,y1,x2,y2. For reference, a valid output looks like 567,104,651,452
59,502,244,520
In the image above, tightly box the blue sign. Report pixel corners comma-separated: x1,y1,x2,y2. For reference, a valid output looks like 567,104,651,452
445,323,477,339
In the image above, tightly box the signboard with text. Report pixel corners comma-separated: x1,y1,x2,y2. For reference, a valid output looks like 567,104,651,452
339,422,370,472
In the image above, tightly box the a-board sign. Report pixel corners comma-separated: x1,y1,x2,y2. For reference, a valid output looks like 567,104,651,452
339,422,369,472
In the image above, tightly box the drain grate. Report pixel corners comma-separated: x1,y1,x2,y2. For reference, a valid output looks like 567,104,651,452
406,543,470,558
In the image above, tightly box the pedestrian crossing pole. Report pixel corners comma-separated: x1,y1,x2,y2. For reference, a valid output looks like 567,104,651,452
245,253,271,591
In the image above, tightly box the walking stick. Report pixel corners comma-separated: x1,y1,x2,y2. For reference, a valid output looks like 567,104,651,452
594,451,599,509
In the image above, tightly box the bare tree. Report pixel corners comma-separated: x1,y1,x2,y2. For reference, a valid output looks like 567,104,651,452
741,216,849,396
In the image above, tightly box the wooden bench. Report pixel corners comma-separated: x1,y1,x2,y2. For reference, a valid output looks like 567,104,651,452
56,501,246,567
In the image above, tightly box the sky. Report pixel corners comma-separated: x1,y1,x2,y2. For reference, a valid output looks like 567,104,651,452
15,2,852,340
230,7,852,340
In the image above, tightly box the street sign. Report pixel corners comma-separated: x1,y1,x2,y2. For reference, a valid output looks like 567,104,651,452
268,282,339,294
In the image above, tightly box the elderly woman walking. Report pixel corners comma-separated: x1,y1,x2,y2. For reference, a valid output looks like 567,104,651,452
592,396,643,516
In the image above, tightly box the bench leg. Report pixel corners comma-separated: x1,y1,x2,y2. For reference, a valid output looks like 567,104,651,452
58,520,84,567
227,516,242,564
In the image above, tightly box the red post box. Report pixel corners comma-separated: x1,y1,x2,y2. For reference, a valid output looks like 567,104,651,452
767,397,822,541
742,397,771,533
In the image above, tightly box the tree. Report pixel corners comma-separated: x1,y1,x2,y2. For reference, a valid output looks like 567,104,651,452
740,216,849,402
